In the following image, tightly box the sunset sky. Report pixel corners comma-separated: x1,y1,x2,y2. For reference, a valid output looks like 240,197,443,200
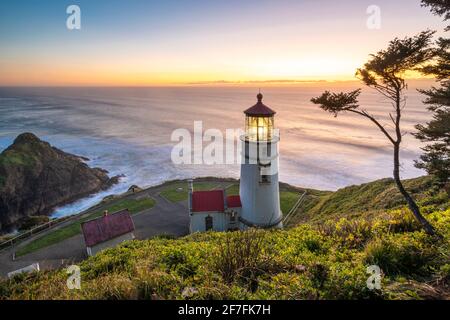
0,0,446,86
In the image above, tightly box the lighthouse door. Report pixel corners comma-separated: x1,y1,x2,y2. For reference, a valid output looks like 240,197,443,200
205,216,213,231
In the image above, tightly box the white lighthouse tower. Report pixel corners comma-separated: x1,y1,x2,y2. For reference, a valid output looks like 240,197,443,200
239,93,283,229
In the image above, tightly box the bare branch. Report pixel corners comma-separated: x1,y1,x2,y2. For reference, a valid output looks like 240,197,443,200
389,113,396,126
349,109,397,144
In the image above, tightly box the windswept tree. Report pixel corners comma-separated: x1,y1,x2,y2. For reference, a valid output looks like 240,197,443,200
421,0,450,31
414,0,450,192
311,31,436,235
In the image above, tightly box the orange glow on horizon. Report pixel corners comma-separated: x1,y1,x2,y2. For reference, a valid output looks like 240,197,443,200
0,59,432,87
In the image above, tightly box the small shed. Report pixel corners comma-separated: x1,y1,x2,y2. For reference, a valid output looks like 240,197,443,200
81,209,135,256
226,195,242,231
189,188,242,233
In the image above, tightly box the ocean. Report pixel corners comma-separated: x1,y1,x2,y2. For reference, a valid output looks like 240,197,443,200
0,81,435,217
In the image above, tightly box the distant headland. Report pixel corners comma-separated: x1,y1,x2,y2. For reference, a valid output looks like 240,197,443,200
0,133,120,232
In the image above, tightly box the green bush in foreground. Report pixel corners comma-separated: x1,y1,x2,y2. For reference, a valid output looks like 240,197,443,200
1,203,448,300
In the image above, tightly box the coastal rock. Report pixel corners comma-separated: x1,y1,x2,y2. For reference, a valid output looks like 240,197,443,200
127,185,142,193
0,133,120,232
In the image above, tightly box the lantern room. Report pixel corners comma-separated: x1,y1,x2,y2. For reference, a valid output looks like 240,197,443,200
244,93,276,141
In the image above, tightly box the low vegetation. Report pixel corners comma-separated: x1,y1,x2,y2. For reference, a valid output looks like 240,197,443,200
287,176,445,226
160,182,218,202
0,145,37,188
18,216,50,231
279,191,301,215
225,184,239,196
15,198,155,257
0,147,37,169
1,176,448,300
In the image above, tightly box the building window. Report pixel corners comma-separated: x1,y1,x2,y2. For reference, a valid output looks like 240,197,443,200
205,216,213,231
259,166,271,184
230,211,236,222
260,174,270,183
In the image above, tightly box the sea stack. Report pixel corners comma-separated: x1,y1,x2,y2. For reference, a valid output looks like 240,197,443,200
0,133,119,232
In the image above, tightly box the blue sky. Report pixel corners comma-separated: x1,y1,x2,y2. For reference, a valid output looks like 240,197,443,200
0,0,446,85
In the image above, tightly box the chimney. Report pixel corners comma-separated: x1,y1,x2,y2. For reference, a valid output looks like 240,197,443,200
187,179,194,214
103,210,109,217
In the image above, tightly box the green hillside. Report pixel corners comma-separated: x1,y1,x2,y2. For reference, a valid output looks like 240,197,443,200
286,175,447,225
1,176,448,300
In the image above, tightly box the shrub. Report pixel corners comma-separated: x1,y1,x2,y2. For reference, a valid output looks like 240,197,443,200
135,270,185,300
321,263,382,300
319,218,373,248
159,247,198,278
304,237,323,253
385,208,422,233
81,274,136,300
255,273,319,299
212,229,273,291
18,215,50,231
308,262,328,289
81,246,136,279
437,264,450,286
364,233,440,276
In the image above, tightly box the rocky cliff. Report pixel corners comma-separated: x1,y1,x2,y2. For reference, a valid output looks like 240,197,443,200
0,133,119,232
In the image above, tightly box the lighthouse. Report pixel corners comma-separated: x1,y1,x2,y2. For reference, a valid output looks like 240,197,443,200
239,93,283,229
187,93,282,233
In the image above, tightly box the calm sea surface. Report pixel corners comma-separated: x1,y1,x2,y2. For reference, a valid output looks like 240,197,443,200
0,82,434,217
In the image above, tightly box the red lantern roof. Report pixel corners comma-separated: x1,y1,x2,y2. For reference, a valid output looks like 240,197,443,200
244,93,276,117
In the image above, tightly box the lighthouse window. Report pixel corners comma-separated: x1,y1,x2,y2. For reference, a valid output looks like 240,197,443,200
245,116,274,141
261,174,270,183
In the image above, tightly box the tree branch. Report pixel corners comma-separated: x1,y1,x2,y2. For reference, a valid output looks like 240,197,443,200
349,109,397,144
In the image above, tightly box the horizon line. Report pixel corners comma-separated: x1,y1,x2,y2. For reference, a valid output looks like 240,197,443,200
0,78,436,88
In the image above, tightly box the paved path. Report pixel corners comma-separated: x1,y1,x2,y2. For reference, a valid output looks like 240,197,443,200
0,179,235,277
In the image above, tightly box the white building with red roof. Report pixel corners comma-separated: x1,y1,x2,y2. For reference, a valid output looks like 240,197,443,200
81,209,135,256
188,181,242,232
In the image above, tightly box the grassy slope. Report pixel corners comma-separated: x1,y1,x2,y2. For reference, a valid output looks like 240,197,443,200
286,175,444,226
0,144,37,188
2,200,448,300
16,198,155,257
2,176,449,300
0,144,37,168
225,183,311,215
160,182,218,202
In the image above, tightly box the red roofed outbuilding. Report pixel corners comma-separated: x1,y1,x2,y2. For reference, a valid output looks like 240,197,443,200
81,209,135,256
188,181,242,233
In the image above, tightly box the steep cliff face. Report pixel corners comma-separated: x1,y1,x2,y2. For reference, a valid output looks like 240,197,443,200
0,133,119,232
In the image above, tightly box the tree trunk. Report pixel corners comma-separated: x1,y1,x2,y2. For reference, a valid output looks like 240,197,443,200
393,143,436,235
